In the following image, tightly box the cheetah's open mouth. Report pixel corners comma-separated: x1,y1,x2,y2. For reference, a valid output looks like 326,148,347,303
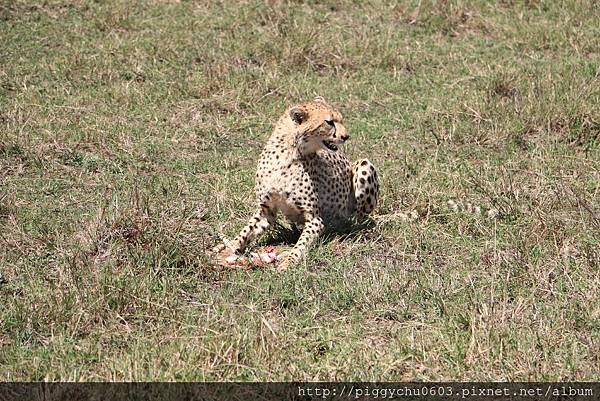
322,140,338,151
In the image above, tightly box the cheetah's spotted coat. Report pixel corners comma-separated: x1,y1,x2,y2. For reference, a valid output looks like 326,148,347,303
216,97,379,269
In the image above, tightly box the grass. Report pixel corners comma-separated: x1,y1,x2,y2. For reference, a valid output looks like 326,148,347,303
1,0,599,381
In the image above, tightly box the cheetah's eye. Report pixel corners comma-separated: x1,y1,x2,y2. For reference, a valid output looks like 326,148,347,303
324,118,334,126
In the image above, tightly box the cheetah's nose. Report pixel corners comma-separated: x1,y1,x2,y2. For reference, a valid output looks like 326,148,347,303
341,133,350,141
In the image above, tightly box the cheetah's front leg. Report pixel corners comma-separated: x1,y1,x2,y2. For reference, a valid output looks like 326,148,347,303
278,213,324,271
214,206,275,255
352,158,380,219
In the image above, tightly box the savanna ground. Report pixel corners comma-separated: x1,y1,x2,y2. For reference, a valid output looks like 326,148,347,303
1,0,599,381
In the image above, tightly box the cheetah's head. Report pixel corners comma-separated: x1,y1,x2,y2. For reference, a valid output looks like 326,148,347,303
289,96,349,155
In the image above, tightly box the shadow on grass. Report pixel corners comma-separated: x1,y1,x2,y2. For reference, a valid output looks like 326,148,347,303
259,218,377,247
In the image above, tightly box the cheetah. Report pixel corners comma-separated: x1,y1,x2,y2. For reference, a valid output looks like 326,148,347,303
215,96,379,270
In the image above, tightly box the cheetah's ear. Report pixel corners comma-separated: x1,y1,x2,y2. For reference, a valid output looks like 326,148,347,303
289,107,306,124
314,96,327,104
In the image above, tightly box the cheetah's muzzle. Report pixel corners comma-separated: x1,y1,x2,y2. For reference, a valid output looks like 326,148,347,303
322,140,338,151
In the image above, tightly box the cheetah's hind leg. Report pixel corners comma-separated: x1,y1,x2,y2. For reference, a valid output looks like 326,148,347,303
352,159,380,219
